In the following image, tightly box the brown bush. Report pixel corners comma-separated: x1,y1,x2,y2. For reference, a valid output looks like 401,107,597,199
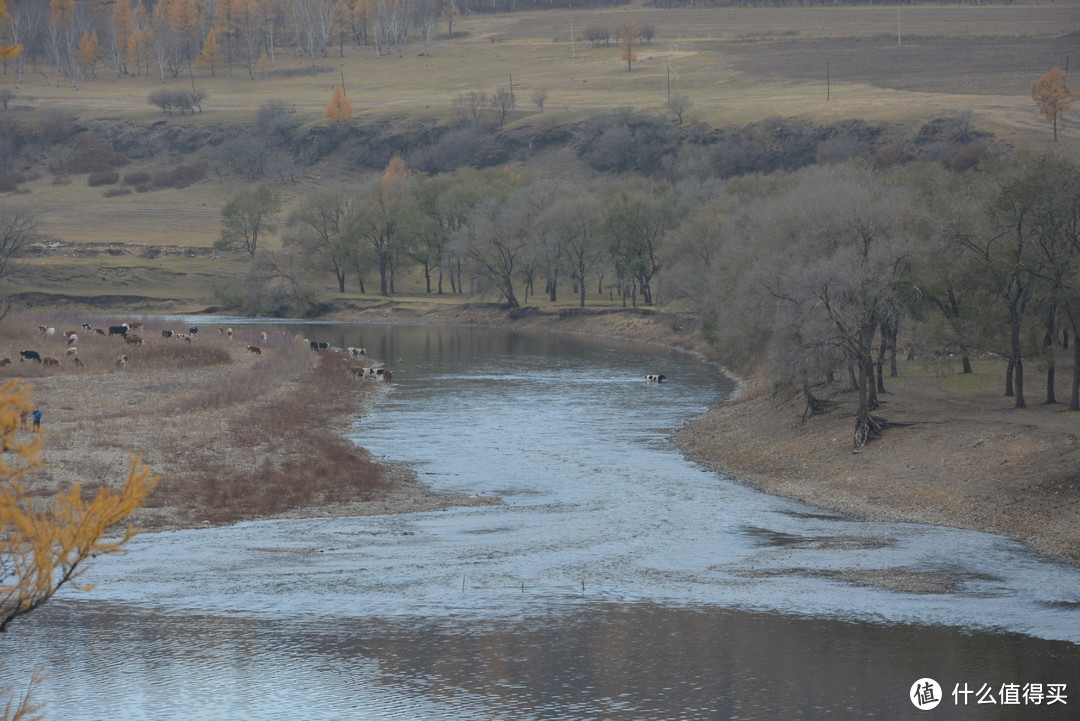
88,170,120,186
152,163,206,189
123,171,152,185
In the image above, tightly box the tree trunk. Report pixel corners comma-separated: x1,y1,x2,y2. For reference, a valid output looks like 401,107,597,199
1071,336,1080,411
1014,358,1027,409
1005,358,1015,397
1045,303,1058,404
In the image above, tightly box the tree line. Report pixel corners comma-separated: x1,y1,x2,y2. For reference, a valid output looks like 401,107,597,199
223,149,1080,444
1,0,479,86
219,159,675,312
663,152,1080,444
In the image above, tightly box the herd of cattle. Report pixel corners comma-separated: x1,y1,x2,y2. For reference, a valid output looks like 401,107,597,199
4,321,394,382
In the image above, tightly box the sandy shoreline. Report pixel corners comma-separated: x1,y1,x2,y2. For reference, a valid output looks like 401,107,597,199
15,303,1079,567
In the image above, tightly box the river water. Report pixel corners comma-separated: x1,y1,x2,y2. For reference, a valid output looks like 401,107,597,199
3,322,1078,720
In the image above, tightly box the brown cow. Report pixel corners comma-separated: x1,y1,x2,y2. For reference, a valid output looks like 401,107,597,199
124,334,143,345
71,356,84,368
0,358,10,367
42,356,60,367
115,354,128,368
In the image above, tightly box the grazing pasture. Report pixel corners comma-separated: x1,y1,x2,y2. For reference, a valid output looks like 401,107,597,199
1,3,1074,313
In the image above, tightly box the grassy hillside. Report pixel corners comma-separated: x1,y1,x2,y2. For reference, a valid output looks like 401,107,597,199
1,2,1076,309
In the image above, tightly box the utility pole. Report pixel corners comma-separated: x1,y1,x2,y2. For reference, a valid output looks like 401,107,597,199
570,13,575,60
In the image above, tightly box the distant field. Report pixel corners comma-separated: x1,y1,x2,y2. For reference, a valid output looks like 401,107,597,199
10,3,1075,127
1,2,1077,259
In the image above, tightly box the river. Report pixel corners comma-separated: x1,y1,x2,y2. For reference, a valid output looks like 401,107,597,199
2,321,1078,720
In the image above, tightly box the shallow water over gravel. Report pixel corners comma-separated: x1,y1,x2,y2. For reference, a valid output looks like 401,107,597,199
3,322,1079,720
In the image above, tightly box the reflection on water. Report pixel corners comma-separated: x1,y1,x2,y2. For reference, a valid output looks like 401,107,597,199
3,321,1079,720
7,599,1078,721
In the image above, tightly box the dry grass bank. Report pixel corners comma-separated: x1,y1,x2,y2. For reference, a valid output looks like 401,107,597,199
6,313,497,533
676,363,1080,566
5,300,1079,567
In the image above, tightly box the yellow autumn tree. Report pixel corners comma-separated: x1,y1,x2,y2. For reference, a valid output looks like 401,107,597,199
111,0,133,74
0,0,23,61
441,3,459,36
1031,67,1075,142
325,84,354,125
198,26,224,76
0,378,157,719
77,29,101,78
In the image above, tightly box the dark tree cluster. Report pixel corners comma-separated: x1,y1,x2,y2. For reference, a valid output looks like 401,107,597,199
148,89,207,116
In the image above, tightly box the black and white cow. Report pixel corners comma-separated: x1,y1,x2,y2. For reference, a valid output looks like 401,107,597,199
645,374,666,383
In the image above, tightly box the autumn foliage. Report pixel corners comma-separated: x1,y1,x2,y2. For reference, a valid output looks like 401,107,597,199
0,378,157,718
325,85,354,125
1031,67,1075,141
0,0,22,61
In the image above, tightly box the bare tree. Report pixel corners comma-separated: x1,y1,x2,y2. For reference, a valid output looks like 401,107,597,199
539,195,606,307
667,93,692,123
458,183,552,308
0,207,37,281
531,87,548,114
452,90,487,123
491,87,514,128
216,184,283,257
284,187,357,293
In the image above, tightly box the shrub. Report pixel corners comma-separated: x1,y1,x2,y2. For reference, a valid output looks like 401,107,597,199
123,171,151,185
88,170,120,186
148,88,207,115
152,163,206,188
64,132,126,173
103,187,132,198
256,100,297,142
585,24,610,47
